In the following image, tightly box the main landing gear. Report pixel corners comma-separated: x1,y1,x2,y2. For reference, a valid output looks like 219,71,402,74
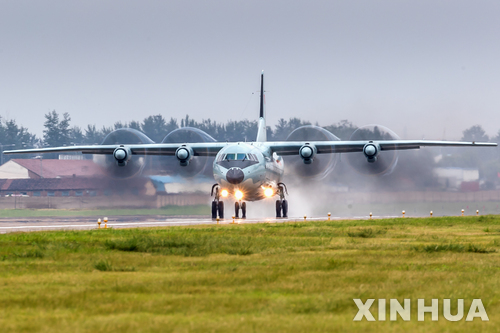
275,182,288,218
235,201,246,219
211,184,224,219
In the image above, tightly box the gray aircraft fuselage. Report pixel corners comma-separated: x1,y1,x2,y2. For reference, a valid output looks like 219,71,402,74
213,142,284,201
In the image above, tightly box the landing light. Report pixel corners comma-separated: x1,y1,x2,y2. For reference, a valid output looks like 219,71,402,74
264,188,274,197
235,190,244,200
221,189,229,197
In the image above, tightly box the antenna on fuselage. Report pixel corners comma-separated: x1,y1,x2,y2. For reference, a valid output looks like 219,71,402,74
255,70,267,142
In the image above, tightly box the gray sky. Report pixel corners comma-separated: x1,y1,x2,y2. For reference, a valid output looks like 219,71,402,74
1,0,499,140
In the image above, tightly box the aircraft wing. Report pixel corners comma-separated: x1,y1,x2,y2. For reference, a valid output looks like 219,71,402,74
4,140,496,157
4,142,228,157
266,140,497,155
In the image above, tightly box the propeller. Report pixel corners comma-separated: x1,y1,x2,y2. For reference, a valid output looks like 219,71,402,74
160,127,216,177
285,125,340,180
94,128,153,178
346,125,400,176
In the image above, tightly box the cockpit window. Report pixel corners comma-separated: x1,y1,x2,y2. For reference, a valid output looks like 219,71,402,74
225,153,247,161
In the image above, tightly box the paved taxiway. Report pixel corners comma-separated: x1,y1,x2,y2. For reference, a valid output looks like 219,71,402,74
0,214,401,233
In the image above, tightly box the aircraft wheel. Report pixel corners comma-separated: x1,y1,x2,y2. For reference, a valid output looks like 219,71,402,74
276,200,282,218
241,202,247,219
218,201,224,219
235,201,240,218
282,200,288,218
212,201,217,219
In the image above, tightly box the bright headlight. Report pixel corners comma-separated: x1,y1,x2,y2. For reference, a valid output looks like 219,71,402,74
235,190,243,200
264,188,274,197
221,189,229,197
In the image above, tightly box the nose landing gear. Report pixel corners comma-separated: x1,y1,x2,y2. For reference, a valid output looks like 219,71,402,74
275,182,288,218
211,184,224,219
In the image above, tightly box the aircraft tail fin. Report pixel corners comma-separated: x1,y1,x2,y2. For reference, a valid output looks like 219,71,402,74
255,71,267,142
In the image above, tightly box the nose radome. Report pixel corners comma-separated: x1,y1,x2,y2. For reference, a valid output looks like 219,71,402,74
226,167,244,184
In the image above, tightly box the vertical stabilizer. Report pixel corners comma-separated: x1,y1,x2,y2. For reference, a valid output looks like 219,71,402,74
256,71,267,142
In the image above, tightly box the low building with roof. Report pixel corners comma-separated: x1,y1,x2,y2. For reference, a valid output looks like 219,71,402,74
0,158,156,198
0,159,107,179
0,177,156,198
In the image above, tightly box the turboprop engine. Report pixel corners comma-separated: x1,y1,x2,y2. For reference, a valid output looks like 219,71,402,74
284,125,340,180
93,128,154,178
345,125,399,176
159,127,216,177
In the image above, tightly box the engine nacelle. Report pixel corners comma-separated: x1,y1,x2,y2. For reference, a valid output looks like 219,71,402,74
113,146,132,166
159,127,216,177
299,144,317,164
94,128,154,178
346,125,399,176
284,125,340,180
363,142,380,163
175,145,194,166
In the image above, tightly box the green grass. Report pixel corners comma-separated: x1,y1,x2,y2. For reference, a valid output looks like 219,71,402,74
1,216,500,332
0,205,209,218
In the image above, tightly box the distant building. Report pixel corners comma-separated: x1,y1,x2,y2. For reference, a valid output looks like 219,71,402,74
0,159,156,197
434,167,480,190
0,159,106,179
0,177,156,197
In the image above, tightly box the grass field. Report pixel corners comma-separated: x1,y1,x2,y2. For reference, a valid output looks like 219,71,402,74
1,216,499,332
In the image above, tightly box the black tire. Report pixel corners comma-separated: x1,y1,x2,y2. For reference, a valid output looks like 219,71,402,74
235,201,240,218
212,201,217,219
282,200,288,218
241,202,247,218
276,200,282,218
218,201,224,219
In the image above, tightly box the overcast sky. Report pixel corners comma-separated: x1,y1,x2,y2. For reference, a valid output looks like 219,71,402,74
1,1,499,141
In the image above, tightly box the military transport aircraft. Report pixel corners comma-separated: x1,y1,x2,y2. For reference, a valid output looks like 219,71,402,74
5,72,497,219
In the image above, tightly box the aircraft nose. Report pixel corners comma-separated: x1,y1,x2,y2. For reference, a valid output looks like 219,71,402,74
226,167,244,184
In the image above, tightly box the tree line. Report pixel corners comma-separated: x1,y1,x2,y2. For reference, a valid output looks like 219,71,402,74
0,110,493,148
40,111,362,145
1,111,500,184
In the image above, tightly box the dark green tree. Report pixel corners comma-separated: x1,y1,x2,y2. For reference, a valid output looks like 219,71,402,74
165,118,178,133
69,126,84,145
84,125,101,144
461,125,489,142
43,111,60,147
272,117,311,140
43,111,71,146
323,120,358,140
141,115,168,142
129,120,142,131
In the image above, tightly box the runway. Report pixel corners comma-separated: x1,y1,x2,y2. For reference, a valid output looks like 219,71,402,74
0,214,399,234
